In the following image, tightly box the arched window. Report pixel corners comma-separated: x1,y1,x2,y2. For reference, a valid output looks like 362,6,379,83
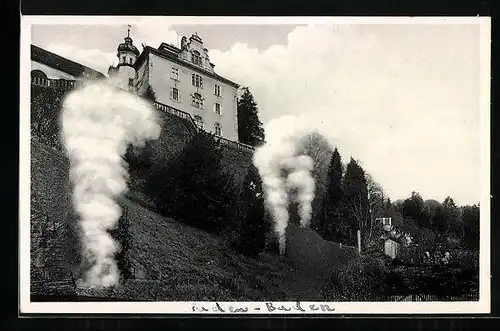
31,70,48,86
194,115,204,129
31,70,48,79
191,51,202,66
214,122,222,136
191,93,203,109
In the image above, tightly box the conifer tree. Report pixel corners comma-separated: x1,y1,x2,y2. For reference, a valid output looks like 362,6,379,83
342,158,369,246
237,87,265,147
236,164,271,257
321,148,344,242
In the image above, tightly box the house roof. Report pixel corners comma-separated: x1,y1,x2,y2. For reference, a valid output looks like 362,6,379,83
31,44,106,79
134,45,239,88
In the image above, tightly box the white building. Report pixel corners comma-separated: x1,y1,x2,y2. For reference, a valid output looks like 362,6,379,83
108,31,240,141
31,44,106,82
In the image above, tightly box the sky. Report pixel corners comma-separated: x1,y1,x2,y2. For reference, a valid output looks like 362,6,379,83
30,18,486,206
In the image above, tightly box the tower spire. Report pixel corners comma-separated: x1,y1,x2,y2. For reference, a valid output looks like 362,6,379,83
127,24,131,38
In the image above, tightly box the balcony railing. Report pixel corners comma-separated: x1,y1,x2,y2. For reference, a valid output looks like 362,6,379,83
31,76,81,90
153,101,255,153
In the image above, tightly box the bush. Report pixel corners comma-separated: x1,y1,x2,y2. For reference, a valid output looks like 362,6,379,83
447,249,479,271
144,131,235,233
322,255,389,301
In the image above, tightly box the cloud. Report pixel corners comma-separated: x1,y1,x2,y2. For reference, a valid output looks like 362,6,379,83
33,22,481,205
42,18,181,77
44,44,117,76
209,24,480,205
128,18,180,49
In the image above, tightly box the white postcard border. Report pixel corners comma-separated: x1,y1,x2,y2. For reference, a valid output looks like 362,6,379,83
19,15,491,315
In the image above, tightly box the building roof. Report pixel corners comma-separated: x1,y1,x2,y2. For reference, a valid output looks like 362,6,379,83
117,36,140,57
31,44,106,79
134,45,239,88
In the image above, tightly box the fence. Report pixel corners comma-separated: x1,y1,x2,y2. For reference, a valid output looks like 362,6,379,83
382,292,479,302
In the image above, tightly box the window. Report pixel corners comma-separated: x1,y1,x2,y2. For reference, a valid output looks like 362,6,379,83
191,93,203,109
122,55,127,63
128,78,134,87
191,74,203,88
214,84,221,97
194,115,204,129
171,67,179,80
214,122,222,136
214,103,221,115
170,87,180,101
191,51,203,66
129,57,133,64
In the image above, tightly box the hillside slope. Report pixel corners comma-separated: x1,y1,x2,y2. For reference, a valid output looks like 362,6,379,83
29,105,358,300
77,196,359,301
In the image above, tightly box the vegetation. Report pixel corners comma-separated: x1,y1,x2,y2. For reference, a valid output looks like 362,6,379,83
144,130,235,233
297,132,333,233
31,85,66,151
237,87,265,147
322,255,389,301
234,164,272,257
108,207,132,280
318,148,345,242
31,82,480,301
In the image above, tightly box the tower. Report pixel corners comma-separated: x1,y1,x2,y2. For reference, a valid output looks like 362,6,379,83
109,25,140,92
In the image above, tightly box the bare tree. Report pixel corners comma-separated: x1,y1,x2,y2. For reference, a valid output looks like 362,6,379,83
297,131,333,230
344,173,387,249
298,131,333,188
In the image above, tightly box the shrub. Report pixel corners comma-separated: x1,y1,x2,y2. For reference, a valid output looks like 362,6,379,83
144,131,235,233
447,249,479,271
322,254,389,301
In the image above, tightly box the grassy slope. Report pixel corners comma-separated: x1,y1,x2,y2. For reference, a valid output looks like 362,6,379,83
79,196,358,301
88,197,299,301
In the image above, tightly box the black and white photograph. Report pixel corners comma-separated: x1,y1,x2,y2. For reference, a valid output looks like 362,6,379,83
20,16,490,314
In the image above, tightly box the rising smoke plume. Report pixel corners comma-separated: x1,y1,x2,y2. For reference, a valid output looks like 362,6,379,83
253,115,316,255
61,79,161,288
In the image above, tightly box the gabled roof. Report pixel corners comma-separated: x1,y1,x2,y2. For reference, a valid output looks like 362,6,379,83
134,45,239,89
31,44,106,79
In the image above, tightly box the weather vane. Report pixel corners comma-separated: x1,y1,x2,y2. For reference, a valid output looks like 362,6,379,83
127,24,131,38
